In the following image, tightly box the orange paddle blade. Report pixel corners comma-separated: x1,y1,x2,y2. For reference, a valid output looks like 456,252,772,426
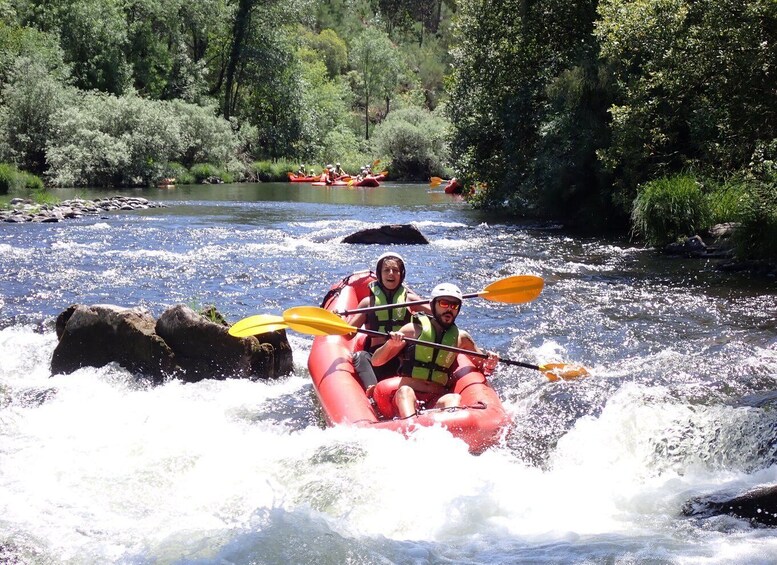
478,275,544,304
539,363,590,381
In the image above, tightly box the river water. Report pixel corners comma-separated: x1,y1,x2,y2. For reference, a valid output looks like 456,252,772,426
1,182,776,564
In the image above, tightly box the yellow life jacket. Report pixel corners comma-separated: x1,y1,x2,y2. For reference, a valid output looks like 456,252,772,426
365,281,410,333
401,313,459,386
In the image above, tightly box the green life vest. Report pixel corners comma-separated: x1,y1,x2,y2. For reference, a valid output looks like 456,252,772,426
365,281,410,334
401,313,459,386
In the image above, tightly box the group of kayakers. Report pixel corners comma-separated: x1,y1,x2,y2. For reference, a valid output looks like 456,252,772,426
296,162,376,184
341,252,499,418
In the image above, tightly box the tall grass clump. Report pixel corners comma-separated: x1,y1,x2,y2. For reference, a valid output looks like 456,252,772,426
631,173,711,246
733,181,777,262
0,163,44,193
706,178,745,224
250,160,298,182
163,162,195,185
189,163,234,183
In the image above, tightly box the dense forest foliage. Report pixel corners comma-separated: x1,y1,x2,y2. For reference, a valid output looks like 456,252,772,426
0,0,775,260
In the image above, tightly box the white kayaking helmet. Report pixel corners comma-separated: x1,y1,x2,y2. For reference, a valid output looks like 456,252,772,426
375,252,406,285
431,283,463,302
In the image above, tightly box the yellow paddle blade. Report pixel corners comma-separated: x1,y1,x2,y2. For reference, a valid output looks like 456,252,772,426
372,159,381,167
480,275,544,303
228,314,287,337
539,363,590,381
378,170,388,176
283,306,356,336
430,177,443,187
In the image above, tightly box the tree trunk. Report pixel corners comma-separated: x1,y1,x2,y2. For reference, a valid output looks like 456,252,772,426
365,90,370,140
223,0,254,119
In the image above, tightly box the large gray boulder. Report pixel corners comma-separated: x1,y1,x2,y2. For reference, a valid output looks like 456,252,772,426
342,224,429,244
155,304,292,381
52,304,177,382
51,303,293,383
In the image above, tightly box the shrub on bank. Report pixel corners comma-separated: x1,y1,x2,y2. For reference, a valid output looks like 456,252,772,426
631,174,711,246
0,163,44,194
706,179,745,225
163,162,195,185
733,181,777,262
250,160,298,182
371,106,449,180
189,163,233,184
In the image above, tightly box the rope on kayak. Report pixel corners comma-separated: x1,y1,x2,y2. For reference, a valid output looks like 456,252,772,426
416,401,487,416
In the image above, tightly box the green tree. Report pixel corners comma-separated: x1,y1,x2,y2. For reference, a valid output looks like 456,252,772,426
448,0,603,219
371,105,450,179
15,0,133,94
349,27,402,140
304,28,348,78
595,0,777,207
0,56,75,173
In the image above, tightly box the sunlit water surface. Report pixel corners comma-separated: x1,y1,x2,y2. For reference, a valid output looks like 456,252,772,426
1,182,776,564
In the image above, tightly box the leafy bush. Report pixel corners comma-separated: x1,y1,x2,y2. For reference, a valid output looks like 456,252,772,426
23,171,44,190
706,179,746,225
631,174,711,246
164,162,195,185
0,163,43,193
45,92,240,187
189,163,229,183
0,163,20,194
0,57,76,174
371,106,450,180
250,160,299,182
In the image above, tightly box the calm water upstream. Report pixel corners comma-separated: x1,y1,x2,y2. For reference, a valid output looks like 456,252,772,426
1,181,776,564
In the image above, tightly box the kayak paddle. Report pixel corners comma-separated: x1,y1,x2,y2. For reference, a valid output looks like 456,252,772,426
228,314,288,337
282,306,589,381
337,274,544,316
430,176,445,188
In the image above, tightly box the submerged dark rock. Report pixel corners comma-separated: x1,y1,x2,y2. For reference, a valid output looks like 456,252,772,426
342,224,429,244
682,484,777,527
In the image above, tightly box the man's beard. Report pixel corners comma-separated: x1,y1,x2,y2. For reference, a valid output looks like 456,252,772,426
435,313,456,329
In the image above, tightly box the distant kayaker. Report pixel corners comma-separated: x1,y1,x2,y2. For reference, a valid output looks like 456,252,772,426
347,252,431,389
334,162,348,177
325,164,337,184
370,283,499,418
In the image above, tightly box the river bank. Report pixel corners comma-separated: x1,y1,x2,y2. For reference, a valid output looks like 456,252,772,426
1,196,166,223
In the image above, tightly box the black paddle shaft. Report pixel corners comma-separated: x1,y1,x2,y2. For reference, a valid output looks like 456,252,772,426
339,292,481,316
357,328,541,371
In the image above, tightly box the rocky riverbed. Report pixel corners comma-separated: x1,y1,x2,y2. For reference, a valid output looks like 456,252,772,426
1,196,166,223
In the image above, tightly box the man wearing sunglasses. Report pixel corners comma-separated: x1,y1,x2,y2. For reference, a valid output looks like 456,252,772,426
370,283,499,418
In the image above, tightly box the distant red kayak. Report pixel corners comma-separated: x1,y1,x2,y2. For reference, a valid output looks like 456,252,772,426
287,172,320,182
445,178,463,194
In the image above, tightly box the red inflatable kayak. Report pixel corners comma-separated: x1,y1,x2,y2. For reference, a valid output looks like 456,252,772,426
307,271,512,453
287,172,320,182
445,178,463,194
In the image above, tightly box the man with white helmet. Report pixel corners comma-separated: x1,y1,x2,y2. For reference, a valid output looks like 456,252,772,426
348,252,431,388
370,282,499,418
